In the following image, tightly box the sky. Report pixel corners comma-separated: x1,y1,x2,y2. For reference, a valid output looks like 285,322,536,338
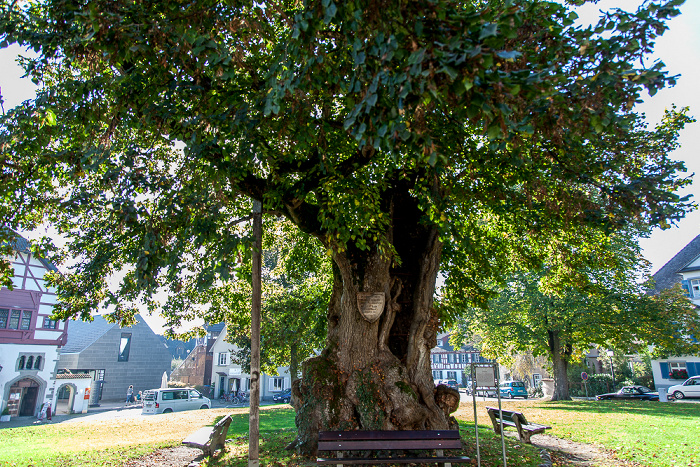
1,1,699,332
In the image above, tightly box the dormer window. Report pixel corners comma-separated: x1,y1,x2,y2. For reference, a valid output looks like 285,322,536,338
691,279,700,298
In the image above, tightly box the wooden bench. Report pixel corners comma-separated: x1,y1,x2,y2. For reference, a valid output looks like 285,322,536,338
485,407,550,443
317,430,470,466
182,414,232,456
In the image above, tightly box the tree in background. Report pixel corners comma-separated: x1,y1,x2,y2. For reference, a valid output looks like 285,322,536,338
445,229,700,400
0,0,694,452
226,220,330,381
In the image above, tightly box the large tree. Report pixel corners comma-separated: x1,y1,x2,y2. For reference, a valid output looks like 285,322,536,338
445,228,700,401
0,0,693,453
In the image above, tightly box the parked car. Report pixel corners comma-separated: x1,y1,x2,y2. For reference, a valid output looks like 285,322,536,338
595,385,658,401
272,388,292,403
443,379,459,390
668,376,700,400
142,388,211,414
499,381,528,399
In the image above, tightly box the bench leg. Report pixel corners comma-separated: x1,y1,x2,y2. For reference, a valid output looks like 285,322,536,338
336,450,343,467
436,449,452,467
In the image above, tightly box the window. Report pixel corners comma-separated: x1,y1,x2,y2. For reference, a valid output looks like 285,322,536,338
118,333,132,362
1,309,34,330
17,353,44,371
669,362,688,379
432,371,443,380
533,374,542,387
447,371,457,380
271,377,284,391
9,310,21,329
218,352,228,366
459,354,468,364
43,317,58,329
691,279,700,298
20,310,32,330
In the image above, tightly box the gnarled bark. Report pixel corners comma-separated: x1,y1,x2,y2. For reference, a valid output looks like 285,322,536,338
289,188,459,454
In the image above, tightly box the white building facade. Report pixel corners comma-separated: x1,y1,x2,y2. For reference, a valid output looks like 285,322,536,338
1,234,67,418
650,234,700,390
210,326,291,401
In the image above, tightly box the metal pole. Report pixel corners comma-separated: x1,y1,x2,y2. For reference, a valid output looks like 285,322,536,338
249,199,262,467
495,366,506,467
471,364,481,467
610,356,615,390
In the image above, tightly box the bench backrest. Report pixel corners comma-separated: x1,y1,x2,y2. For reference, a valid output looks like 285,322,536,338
318,430,462,452
485,407,528,425
210,414,232,448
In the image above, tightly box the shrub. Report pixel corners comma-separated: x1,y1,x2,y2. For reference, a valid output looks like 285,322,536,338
529,382,544,398
669,369,688,380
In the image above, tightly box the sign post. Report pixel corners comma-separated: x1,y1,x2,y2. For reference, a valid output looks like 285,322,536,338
471,362,506,467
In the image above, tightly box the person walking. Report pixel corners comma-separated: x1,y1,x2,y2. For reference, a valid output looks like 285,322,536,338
126,385,134,406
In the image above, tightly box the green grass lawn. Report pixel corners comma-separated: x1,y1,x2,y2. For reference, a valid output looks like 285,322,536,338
2,401,699,466
540,400,700,466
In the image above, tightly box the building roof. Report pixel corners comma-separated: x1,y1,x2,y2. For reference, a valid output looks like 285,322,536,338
204,322,225,333
653,234,700,292
1,228,59,272
61,315,117,353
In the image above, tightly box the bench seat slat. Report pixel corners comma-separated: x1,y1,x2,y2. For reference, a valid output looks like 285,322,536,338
183,427,215,446
319,439,462,451
319,430,460,441
318,456,472,465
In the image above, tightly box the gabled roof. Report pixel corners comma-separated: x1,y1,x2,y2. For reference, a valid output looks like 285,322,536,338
61,315,117,354
653,234,700,292
1,228,58,272
204,322,225,333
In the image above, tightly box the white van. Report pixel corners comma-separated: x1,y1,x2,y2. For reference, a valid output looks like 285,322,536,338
142,388,211,414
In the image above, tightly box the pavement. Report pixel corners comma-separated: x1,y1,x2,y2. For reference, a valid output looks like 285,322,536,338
0,397,278,429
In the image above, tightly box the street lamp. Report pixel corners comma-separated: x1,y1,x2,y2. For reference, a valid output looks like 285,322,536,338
606,350,615,389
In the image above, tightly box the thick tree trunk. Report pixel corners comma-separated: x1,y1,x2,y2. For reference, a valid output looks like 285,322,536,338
548,330,572,401
289,188,459,454
289,343,300,382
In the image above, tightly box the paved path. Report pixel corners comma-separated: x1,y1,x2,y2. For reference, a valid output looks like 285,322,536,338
0,398,278,429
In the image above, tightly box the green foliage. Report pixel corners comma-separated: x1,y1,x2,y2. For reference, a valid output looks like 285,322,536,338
445,227,700,398
0,0,694,355
170,358,183,372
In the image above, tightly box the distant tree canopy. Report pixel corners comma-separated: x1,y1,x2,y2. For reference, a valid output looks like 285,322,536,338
445,228,700,401
0,0,693,452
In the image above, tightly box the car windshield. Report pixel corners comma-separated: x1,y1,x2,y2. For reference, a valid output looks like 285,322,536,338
638,387,652,393
143,391,156,401
511,382,524,388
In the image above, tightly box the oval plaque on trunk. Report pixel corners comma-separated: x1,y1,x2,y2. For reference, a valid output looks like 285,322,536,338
356,292,386,323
